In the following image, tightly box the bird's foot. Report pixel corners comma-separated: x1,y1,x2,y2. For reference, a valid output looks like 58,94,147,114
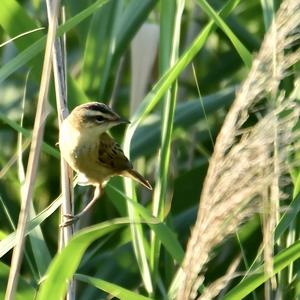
60,214,79,227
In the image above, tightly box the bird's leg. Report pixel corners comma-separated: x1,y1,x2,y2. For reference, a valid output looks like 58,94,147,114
61,184,102,227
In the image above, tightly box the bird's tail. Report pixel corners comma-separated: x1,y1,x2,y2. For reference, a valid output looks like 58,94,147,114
125,169,152,190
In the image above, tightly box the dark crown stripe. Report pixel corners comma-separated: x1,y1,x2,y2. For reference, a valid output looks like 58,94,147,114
86,103,111,114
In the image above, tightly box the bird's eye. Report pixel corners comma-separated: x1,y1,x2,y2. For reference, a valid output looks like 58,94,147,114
95,116,105,123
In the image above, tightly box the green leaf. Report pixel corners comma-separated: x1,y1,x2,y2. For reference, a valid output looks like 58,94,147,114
0,0,42,41
122,0,241,293
114,0,157,63
275,193,300,241
131,86,235,158
0,0,109,104
36,218,129,300
150,0,184,283
0,111,60,159
75,273,154,300
125,0,240,132
0,262,36,300
196,0,252,68
80,0,122,97
107,184,185,263
260,0,275,30
0,196,62,258
0,0,44,67
223,240,300,299
93,0,158,99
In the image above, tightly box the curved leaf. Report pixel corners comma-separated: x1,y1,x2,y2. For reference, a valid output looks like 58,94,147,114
36,218,129,300
75,273,153,300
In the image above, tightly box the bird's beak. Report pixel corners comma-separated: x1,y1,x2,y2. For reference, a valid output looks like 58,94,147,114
113,116,130,125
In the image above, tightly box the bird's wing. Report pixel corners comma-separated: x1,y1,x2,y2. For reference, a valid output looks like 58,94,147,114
98,132,132,171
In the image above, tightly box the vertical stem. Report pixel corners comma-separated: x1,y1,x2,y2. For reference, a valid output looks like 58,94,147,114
264,6,277,296
49,2,75,299
150,0,184,283
5,1,60,299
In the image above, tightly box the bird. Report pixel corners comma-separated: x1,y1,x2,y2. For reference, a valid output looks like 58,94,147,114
59,102,152,225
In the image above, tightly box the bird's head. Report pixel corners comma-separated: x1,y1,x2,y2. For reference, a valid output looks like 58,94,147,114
67,102,130,133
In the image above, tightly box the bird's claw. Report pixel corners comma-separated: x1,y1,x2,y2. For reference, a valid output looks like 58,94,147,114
60,214,79,227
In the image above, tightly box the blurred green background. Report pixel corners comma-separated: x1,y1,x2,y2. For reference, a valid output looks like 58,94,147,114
1,0,299,299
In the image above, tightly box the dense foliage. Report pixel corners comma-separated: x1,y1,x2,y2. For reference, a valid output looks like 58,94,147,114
1,0,300,299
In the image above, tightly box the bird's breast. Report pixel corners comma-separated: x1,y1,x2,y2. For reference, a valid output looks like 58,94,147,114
59,122,113,184
60,122,95,168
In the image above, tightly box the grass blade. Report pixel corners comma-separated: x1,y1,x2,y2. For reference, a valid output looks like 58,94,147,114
260,0,275,30
0,0,109,104
80,0,122,98
122,1,239,294
123,184,153,295
0,196,62,258
5,1,59,297
18,72,51,277
223,240,300,299
107,184,184,264
0,111,60,159
36,218,130,300
131,87,235,158
150,0,184,282
114,0,157,63
75,273,154,300
196,0,252,68
125,0,240,132
0,262,35,300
